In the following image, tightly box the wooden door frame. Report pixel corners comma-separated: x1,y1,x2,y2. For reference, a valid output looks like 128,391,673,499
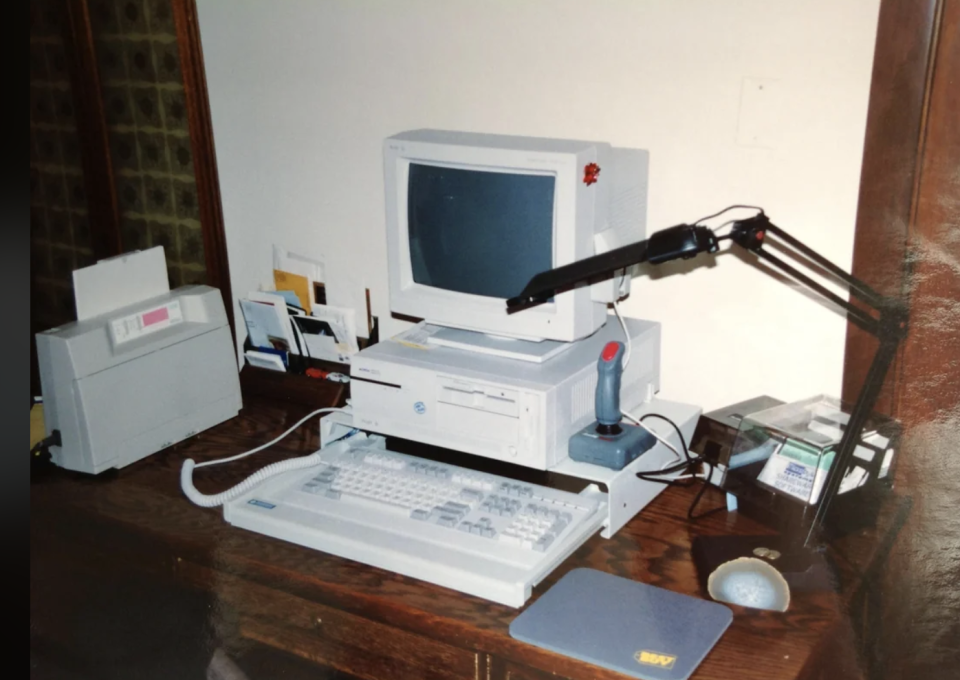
62,0,122,261
171,0,234,336
842,0,944,419
55,0,235,332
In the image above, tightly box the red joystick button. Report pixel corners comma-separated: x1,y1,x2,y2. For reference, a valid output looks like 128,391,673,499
601,342,620,362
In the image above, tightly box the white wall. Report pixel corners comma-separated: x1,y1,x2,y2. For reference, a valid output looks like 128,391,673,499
197,0,880,412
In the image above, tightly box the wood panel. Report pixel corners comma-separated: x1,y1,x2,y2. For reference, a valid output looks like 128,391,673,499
842,0,942,415
894,1,960,424
238,365,348,410
180,562,480,680
61,0,122,260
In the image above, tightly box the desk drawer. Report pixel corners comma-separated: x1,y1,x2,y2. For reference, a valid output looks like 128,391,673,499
180,563,479,680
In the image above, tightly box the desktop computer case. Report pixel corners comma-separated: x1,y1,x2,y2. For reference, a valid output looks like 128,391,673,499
350,319,660,470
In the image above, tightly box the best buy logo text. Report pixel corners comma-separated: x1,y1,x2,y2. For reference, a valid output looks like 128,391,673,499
635,650,677,669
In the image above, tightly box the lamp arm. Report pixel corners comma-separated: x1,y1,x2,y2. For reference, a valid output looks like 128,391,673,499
506,223,718,311
507,212,904,341
506,209,909,544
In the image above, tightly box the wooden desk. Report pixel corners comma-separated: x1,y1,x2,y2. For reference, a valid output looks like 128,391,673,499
30,398,908,680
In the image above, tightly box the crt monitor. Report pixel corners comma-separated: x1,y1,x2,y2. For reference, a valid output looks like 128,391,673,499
383,129,649,344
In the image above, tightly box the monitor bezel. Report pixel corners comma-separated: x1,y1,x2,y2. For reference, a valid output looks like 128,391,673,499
384,132,603,342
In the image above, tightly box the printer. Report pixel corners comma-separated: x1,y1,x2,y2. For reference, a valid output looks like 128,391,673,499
36,247,242,474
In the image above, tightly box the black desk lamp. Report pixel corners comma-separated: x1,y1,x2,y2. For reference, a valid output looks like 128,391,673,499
507,209,908,589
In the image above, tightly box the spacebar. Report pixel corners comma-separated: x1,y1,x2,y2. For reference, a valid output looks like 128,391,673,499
336,491,411,516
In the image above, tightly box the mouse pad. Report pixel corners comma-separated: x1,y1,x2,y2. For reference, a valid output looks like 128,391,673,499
509,569,733,680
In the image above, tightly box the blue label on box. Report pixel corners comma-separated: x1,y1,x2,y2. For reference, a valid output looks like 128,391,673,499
248,499,276,509
784,462,808,478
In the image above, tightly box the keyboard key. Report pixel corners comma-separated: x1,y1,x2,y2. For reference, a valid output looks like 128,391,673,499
534,535,555,552
498,533,522,546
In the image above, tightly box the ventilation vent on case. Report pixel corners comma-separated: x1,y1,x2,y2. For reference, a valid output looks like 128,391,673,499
571,372,597,423
610,184,646,245
609,150,648,245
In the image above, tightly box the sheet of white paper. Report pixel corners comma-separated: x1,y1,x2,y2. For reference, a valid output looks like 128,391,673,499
239,300,272,349
392,322,441,350
880,452,894,477
244,350,286,372
312,304,358,354
303,333,340,361
73,246,170,321
244,291,299,354
838,465,868,494
865,432,890,449
325,257,369,339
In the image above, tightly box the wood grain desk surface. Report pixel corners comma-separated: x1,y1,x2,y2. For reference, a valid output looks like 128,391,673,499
30,398,906,680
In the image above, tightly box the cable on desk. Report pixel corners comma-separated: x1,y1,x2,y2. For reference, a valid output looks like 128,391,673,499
630,413,726,521
180,407,350,508
642,414,691,460
31,430,61,457
631,413,693,477
621,410,683,462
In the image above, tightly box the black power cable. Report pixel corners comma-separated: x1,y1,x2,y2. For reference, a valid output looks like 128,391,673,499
632,414,726,521
31,430,61,458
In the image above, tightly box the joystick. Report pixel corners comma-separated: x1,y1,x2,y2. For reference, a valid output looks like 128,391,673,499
568,341,656,470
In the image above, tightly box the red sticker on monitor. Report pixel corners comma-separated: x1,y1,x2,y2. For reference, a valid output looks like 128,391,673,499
583,163,600,186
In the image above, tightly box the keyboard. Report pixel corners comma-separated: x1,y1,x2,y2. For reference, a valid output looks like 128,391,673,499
223,436,607,607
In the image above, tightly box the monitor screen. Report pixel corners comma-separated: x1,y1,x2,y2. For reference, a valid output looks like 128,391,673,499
407,163,555,300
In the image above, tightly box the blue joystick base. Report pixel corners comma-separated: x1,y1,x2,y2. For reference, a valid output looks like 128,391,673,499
568,339,657,470
568,421,656,471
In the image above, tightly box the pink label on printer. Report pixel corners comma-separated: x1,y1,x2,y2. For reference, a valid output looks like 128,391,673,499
111,299,183,345
142,307,170,326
